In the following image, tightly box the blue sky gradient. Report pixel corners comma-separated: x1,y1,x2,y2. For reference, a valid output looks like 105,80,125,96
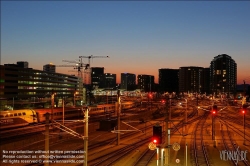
1,1,250,84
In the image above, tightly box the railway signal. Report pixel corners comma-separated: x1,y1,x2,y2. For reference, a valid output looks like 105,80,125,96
242,104,248,114
211,105,217,146
153,125,162,144
152,138,158,144
233,99,238,106
161,99,166,104
148,93,153,111
242,104,247,145
212,105,217,115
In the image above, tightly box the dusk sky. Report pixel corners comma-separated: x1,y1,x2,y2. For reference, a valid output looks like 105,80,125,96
1,1,250,84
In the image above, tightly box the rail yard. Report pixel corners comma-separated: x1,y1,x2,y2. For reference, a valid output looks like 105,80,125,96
0,95,250,166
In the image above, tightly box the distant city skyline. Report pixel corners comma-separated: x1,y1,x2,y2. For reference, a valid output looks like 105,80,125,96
1,1,250,84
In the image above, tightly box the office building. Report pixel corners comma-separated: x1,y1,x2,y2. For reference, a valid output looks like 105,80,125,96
179,66,204,93
91,67,104,89
158,69,179,93
121,73,136,91
0,63,83,110
43,63,56,73
17,61,29,68
200,67,210,94
137,74,155,92
99,73,116,89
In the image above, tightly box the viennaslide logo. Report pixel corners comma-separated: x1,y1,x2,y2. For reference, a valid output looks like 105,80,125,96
220,147,248,165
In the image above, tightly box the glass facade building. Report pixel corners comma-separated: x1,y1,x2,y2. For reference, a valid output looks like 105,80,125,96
0,64,83,110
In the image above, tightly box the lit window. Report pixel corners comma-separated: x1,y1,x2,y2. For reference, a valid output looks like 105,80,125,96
216,70,221,75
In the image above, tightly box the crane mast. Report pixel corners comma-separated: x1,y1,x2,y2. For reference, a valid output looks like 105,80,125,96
78,55,109,85
57,55,109,105
56,59,89,105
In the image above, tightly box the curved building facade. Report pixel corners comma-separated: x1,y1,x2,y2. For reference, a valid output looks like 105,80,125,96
210,54,237,95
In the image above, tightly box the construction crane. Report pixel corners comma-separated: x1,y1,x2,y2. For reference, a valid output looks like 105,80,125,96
57,64,89,72
56,59,90,105
62,59,89,70
57,64,87,78
79,55,109,68
78,55,109,85
57,59,89,83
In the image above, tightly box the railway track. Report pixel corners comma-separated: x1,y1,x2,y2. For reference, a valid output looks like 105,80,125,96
91,107,200,166
88,138,151,166
87,108,197,166
2,106,201,166
0,112,112,141
218,117,250,142
132,148,156,166
219,115,250,128
18,121,156,166
221,124,250,166
192,112,212,166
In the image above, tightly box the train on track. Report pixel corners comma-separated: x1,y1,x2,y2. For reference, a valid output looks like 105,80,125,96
0,102,136,130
